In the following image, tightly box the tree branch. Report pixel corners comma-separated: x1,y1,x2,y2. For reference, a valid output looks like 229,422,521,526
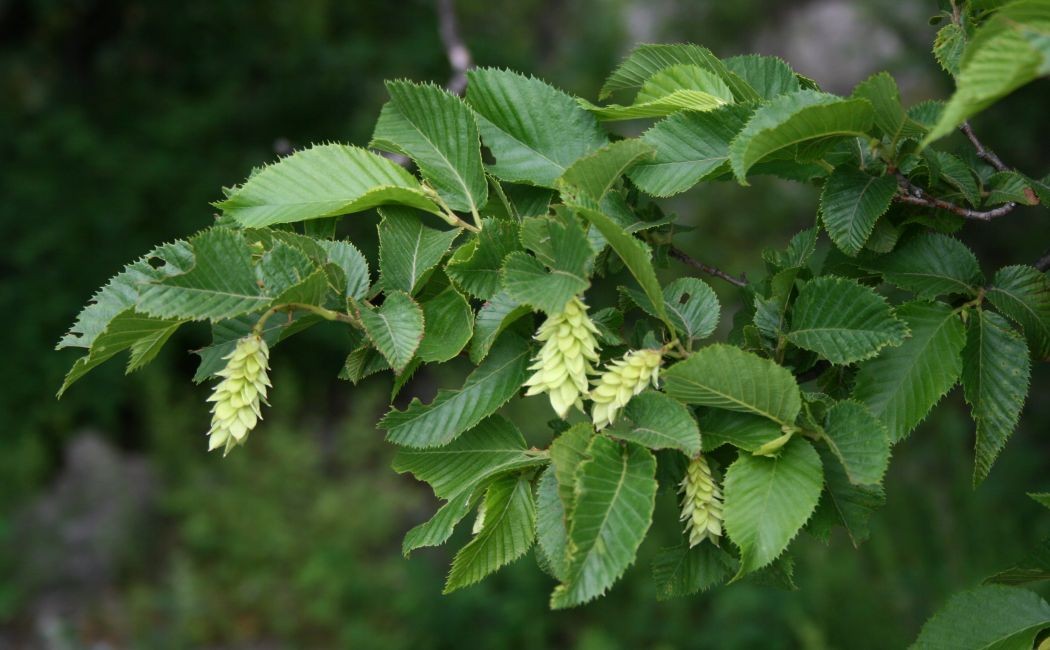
1036,249,1050,273
894,173,1018,221
436,0,473,96
668,246,749,288
959,121,1009,172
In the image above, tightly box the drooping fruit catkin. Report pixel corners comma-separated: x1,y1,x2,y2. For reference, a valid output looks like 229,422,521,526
679,454,723,547
523,296,601,418
589,348,662,429
206,334,271,456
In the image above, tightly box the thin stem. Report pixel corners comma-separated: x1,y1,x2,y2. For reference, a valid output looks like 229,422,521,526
668,246,748,288
959,121,1009,172
1035,249,1050,272
253,302,359,335
895,173,1018,221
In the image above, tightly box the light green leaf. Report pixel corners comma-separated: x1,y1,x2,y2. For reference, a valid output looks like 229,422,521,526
359,290,424,373
378,206,460,295
624,277,721,343
372,80,488,214
445,473,537,592
316,239,371,300
729,91,874,183
912,585,1050,649
853,301,966,441
582,65,732,121
599,43,760,102
819,169,897,256
272,268,329,306
851,72,927,145
986,264,1050,359
608,391,701,456
445,219,522,299
652,543,734,600
466,68,607,187
559,140,655,201
934,23,966,76
811,445,885,547
402,489,474,557
662,344,802,427
867,233,983,299
1032,493,1050,510
723,437,823,578
551,436,657,608
724,54,800,100
417,287,474,363
700,409,784,452
217,144,439,227
786,276,908,364
536,466,570,581
822,400,891,486
382,335,530,448
501,252,589,316
963,309,1031,484
469,291,531,364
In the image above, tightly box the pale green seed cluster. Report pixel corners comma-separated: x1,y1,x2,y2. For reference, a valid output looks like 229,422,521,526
523,296,601,418
590,348,662,429
206,334,271,456
680,454,723,547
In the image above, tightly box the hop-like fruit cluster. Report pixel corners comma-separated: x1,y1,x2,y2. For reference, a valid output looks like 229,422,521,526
590,348,662,429
523,296,601,418
206,334,271,456
679,454,724,547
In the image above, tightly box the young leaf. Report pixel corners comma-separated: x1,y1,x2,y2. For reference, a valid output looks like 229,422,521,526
378,206,460,295
469,291,531,364
811,445,885,547
372,80,488,214
382,335,530,448
723,54,800,100
786,276,908,365
316,240,371,300
417,287,474,363
217,144,439,227
662,344,802,427
608,390,701,456
466,68,607,187
402,489,474,557
359,290,424,373
986,264,1050,359
819,169,897,256
445,473,537,592
853,301,966,441
550,436,657,608
599,43,759,102
445,219,522,300
723,438,823,578
933,23,966,76
866,233,983,300
652,543,734,600
581,65,732,121
501,252,589,315
962,310,1031,484
913,585,1050,650
558,140,655,201
821,400,892,486
851,72,926,145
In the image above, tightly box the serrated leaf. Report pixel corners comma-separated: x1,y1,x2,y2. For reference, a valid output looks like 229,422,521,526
867,233,983,299
821,400,891,486
382,335,530,448
339,342,390,384
417,287,473,363
786,276,908,364
629,104,753,197
608,391,701,456
729,91,874,183
934,23,966,76
724,54,800,100
582,65,732,121
402,489,474,557
469,291,531,364
700,409,784,452
445,219,522,299
256,241,316,296
536,466,570,581
853,301,966,441
924,150,980,206
663,344,802,427
359,290,424,373
559,140,655,200
392,413,545,499
811,445,885,547
501,251,589,316
986,538,1050,585
652,543,734,600
272,268,329,306
193,311,319,383
378,206,460,295
912,585,1050,650
963,309,1031,484
551,423,594,520
819,169,897,256
851,72,927,145
550,436,657,608
217,144,439,227
986,171,1039,205
599,43,760,102
317,239,371,300
624,277,720,344
723,438,823,578
466,68,607,187
371,80,487,214
986,264,1050,359
445,473,537,592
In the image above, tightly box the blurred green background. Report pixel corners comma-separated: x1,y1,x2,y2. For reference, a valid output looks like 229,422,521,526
3,0,1049,647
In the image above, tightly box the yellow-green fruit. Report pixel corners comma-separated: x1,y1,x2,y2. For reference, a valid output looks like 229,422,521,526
523,296,601,418
590,348,661,429
679,454,723,547
206,334,271,456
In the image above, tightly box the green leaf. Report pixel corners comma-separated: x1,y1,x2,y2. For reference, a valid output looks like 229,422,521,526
625,277,721,344
466,68,607,187
821,400,891,486
559,140,655,201
382,335,530,448
582,65,732,121
986,264,1050,359
501,252,589,316
662,344,802,427
912,585,1050,649
867,233,983,299
1032,493,1050,510
786,276,908,364
962,309,1031,484
378,206,460,295
536,466,571,581
986,171,1039,205
652,543,734,600
469,291,531,364
402,489,474,557
551,423,594,519
723,54,800,100
359,290,424,373
371,80,488,214
417,287,474,363
317,239,371,301
853,302,966,441
445,219,522,300
986,538,1050,585
136,228,272,321
811,445,885,547
851,72,927,145
924,150,980,206
608,391,701,456
551,436,657,608
924,1,1050,145
934,23,966,76
729,91,874,183
392,414,545,499
723,438,823,578
819,169,897,256
700,409,784,452
445,473,537,592
217,144,439,227
599,43,760,102
629,104,753,197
